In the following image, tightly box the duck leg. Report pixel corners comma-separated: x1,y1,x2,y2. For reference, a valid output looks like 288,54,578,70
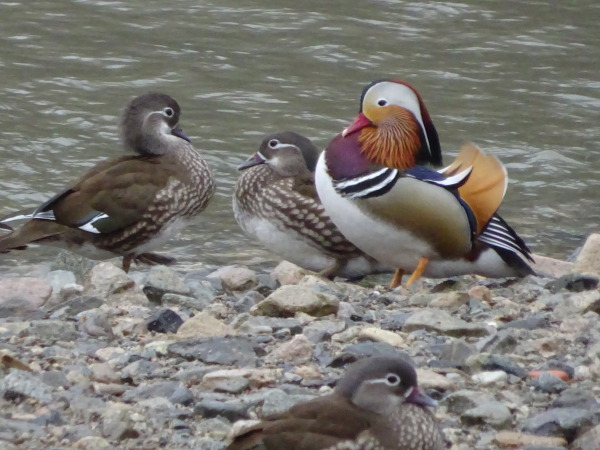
405,257,429,286
318,260,344,280
389,269,404,289
122,254,133,273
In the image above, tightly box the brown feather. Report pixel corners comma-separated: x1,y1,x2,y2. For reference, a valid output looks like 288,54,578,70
443,143,507,234
359,106,423,170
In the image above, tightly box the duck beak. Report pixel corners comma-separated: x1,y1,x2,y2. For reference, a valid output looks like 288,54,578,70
406,387,438,407
171,126,191,143
238,152,266,171
342,112,372,137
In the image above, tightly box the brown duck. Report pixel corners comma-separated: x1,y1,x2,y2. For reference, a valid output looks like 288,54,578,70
228,356,446,450
0,92,215,271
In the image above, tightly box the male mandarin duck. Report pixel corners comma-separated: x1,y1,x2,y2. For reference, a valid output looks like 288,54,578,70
0,92,215,272
315,80,534,287
227,355,446,450
233,131,392,279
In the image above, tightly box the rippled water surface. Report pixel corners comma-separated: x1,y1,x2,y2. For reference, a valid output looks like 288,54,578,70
1,0,599,272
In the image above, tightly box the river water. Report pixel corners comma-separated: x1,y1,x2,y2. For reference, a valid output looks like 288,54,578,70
0,0,598,273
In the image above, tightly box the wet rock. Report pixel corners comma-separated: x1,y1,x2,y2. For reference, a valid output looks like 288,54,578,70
0,277,52,318
462,401,512,429
176,312,235,339
146,308,184,333
143,265,192,302
522,407,600,441
251,285,339,318
266,334,313,363
545,273,599,293
493,431,567,449
271,261,310,285
207,265,258,293
403,309,490,337
168,336,257,366
573,233,600,276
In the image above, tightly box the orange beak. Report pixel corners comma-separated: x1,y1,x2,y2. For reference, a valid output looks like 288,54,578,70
342,112,372,137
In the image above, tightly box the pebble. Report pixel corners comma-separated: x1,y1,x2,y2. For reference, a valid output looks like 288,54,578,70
250,285,339,317
146,308,184,333
142,265,192,302
0,277,52,318
207,265,258,292
1,249,599,449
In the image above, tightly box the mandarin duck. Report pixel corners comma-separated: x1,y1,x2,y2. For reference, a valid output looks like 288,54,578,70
0,92,215,272
233,131,392,279
228,355,446,450
315,80,534,287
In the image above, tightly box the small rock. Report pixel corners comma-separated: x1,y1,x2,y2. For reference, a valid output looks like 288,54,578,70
121,381,180,402
266,334,313,363
573,233,600,276
0,370,53,404
146,308,184,333
162,293,210,310
260,389,316,417
73,436,112,449
334,342,411,365
553,290,600,317
202,371,250,394
143,265,191,302
462,401,512,429
571,423,600,450
545,273,599,293
207,265,258,292
493,431,567,449
168,386,195,406
359,327,406,348
403,309,490,337
472,370,508,386
176,312,235,339
430,291,470,308
271,261,310,285
531,254,574,278
500,314,550,331
194,398,249,422
522,407,600,441
251,285,339,318
430,339,477,367
469,285,493,303
0,277,52,318
19,320,78,343
89,363,121,384
416,369,455,391
100,403,139,441
303,319,345,343
444,390,495,414
233,316,302,335
468,353,526,377
168,336,257,366
534,372,569,393
553,388,600,410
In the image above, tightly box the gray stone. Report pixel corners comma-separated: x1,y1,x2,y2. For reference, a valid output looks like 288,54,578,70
461,401,512,429
48,295,103,318
122,381,180,402
162,293,210,311
571,423,600,450
522,407,600,441
535,372,569,393
303,319,346,343
77,309,114,338
121,359,161,380
553,388,600,410
468,353,526,377
403,309,490,337
19,320,78,343
40,371,70,389
251,285,339,318
260,388,317,417
444,390,496,414
100,404,139,441
194,399,249,422
168,336,257,366
207,265,258,292
0,370,53,403
573,233,600,276
477,329,519,353
168,386,195,406
51,251,97,282
430,339,477,366
233,291,264,313
0,277,52,318
545,273,599,293
143,265,192,302
233,315,302,335
334,343,413,367
146,308,184,333
45,270,77,294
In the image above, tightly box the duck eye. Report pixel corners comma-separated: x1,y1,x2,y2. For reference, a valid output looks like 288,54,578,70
385,374,400,386
268,139,279,148
377,99,388,107
163,107,175,117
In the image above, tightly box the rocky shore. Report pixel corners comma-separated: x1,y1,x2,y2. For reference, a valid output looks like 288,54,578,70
1,235,600,450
